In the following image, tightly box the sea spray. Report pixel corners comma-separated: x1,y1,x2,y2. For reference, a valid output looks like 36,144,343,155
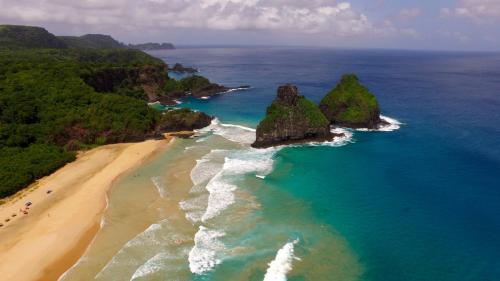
263,239,300,281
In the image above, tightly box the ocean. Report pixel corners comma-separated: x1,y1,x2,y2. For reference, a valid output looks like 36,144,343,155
62,47,500,281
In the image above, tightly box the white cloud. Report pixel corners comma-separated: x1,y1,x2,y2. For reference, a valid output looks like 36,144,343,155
441,0,500,21
0,0,414,38
398,8,421,20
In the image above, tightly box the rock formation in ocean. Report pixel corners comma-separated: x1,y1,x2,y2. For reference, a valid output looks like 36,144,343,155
252,84,332,148
169,63,198,73
157,75,250,105
319,74,387,129
156,108,213,132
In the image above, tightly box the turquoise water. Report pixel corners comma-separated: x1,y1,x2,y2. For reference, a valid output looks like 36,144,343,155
150,48,500,281
64,48,500,281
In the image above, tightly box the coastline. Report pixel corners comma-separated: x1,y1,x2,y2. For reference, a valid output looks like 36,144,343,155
0,137,173,281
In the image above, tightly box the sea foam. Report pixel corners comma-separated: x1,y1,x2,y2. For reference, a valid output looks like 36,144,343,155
263,240,299,281
196,118,256,144
356,115,402,132
188,226,226,274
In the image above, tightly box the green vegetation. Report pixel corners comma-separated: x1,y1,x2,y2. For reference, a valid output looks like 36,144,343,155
320,74,380,126
0,47,165,198
59,34,125,49
157,108,212,132
0,25,67,49
163,75,210,94
298,97,330,127
258,96,328,131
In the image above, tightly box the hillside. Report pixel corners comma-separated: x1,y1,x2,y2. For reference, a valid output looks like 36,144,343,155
0,25,67,49
59,34,126,49
0,23,218,198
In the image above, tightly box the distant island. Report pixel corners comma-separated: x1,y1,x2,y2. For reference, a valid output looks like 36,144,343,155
253,74,385,148
128,42,175,50
0,25,175,50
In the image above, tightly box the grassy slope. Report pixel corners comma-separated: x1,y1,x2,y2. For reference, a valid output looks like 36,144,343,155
320,74,379,124
258,96,329,131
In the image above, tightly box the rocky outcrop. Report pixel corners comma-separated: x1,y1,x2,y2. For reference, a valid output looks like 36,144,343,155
83,64,167,100
169,63,197,73
320,74,386,129
156,108,213,132
252,84,333,148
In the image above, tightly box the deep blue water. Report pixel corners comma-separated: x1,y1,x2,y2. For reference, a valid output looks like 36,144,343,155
149,48,500,281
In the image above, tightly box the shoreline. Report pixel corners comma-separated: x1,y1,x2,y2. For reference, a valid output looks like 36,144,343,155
0,137,173,281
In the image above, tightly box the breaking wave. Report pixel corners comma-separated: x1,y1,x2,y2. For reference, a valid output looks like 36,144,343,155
356,115,402,132
263,240,300,281
188,226,226,274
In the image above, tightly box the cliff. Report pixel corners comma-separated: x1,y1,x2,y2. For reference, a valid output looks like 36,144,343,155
320,74,384,129
83,64,168,101
252,84,332,148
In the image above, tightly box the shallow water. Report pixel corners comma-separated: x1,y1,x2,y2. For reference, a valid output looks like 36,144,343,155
63,48,500,281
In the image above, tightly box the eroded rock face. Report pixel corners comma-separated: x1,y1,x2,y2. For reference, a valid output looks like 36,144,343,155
252,84,332,148
83,64,167,101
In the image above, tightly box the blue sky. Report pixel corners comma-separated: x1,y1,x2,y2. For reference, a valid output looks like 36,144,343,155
1,0,499,51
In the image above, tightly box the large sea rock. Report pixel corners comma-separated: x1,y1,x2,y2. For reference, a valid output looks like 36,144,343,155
252,84,332,148
320,74,385,129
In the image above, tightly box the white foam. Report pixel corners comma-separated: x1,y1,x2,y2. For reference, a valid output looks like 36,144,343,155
190,158,223,186
130,252,170,280
200,148,276,222
179,194,209,223
356,115,402,132
195,118,256,144
256,175,266,179
202,172,237,222
95,218,192,280
150,176,167,198
200,96,210,100
188,226,226,274
222,86,250,94
263,240,299,281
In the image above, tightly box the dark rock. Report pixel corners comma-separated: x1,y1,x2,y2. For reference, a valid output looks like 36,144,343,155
252,84,332,148
169,63,198,73
83,64,167,101
157,108,213,132
191,83,229,98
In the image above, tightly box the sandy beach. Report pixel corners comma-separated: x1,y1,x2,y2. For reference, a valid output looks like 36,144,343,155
0,137,173,281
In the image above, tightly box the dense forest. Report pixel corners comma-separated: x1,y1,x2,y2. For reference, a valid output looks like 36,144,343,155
0,25,211,198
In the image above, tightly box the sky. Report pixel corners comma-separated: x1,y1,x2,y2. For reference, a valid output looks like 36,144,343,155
1,0,499,51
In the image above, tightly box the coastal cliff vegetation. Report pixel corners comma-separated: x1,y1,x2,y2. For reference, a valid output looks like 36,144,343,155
320,74,382,128
0,25,209,198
